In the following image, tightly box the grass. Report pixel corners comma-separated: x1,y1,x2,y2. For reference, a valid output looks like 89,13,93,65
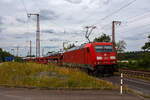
1,62,149,98
0,62,118,90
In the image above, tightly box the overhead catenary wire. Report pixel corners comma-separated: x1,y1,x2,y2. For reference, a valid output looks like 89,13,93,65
117,26,150,35
19,0,28,15
90,0,138,36
117,22,150,32
98,11,150,34
115,15,150,32
124,12,150,23
97,11,150,34
115,12,150,29
120,31,150,39
101,23,150,37
102,0,137,20
93,0,137,26
95,22,150,41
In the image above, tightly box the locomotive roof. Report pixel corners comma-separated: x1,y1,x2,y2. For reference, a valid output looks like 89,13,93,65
45,51,61,57
66,42,113,52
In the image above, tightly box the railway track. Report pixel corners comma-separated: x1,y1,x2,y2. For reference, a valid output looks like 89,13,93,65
119,68,150,77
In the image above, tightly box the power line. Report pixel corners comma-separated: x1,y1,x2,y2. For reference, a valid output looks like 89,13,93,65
119,12,150,26
19,0,28,15
93,0,137,26
97,23,150,39
88,0,137,35
102,0,137,20
122,31,150,38
99,13,150,33
117,22,150,32
117,26,150,35
97,11,150,32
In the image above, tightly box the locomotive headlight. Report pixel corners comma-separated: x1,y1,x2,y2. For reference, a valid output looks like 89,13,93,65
110,56,116,59
97,56,102,60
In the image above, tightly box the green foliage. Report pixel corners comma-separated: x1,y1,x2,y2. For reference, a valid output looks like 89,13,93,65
136,53,150,69
0,48,14,61
0,62,117,89
64,43,75,50
116,40,127,53
14,57,22,62
26,55,35,57
141,35,150,51
93,34,111,42
0,48,2,52
142,42,150,51
119,52,150,71
117,51,149,60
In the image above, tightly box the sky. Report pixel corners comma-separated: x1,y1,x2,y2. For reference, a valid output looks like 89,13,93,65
0,0,150,57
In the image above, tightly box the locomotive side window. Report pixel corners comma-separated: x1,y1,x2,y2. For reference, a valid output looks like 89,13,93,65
87,47,90,53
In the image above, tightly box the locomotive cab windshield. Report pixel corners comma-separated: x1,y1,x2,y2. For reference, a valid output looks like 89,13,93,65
95,45,113,52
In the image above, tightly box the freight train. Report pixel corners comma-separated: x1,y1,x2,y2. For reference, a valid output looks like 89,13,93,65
24,42,118,76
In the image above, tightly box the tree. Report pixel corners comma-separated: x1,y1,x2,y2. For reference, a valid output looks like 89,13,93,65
26,55,35,57
116,40,127,53
93,33,111,42
142,35,150,51
0,48,2,52
0,48,14,61
93,34,127,53
64,43,75,50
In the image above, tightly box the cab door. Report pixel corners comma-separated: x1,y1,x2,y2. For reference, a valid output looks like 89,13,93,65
84,47,92,64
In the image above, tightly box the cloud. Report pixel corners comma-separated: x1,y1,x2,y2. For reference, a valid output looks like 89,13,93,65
0,36,5,40
49,38,64,42
43,46,58,48
0,17,3,25
40,9,59,21
16,18,26,24
122,36,142,41
0,17,5,32
41,29,55,34
14,32,35,39
0,0,150,55
64,0,82,4
0,27,4,33
103,0,111,5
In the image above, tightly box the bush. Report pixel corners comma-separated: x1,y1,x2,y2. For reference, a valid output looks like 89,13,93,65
14,57,23,62
137,54,150,69
119,53,150,71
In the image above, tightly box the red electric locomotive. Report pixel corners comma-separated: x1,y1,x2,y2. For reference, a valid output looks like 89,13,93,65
24,42,117,76
63,42,118,76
